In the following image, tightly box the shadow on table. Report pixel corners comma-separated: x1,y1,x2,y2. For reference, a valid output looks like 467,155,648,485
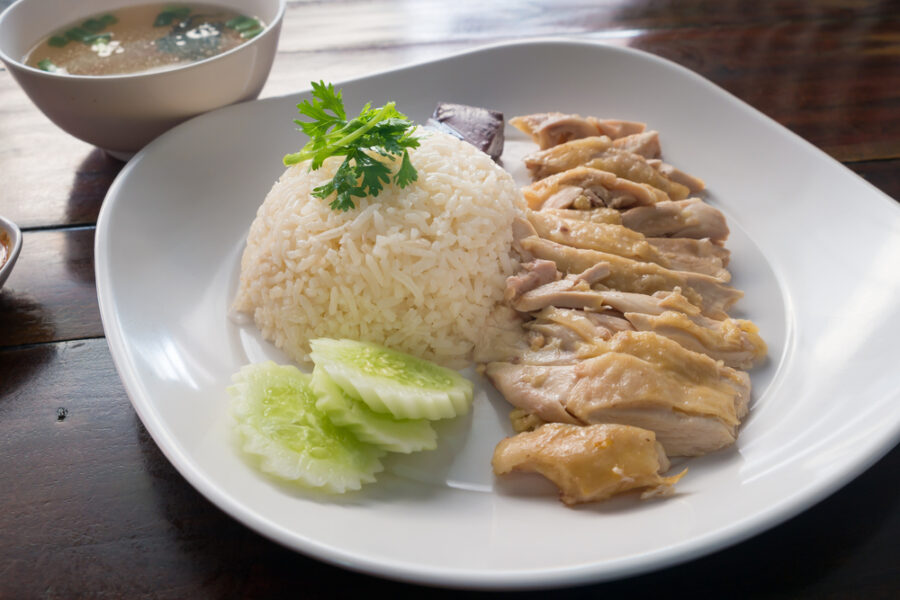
59,148,122,288
0,288,54,349
0,336,54,399
64,147,124,231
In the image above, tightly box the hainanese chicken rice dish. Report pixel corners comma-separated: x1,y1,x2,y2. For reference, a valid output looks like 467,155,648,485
226,82,766,504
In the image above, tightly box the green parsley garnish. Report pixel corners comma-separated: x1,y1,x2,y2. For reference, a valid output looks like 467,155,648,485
283,81,420,212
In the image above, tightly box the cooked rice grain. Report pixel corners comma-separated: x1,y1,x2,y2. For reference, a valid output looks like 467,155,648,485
232,131,524,368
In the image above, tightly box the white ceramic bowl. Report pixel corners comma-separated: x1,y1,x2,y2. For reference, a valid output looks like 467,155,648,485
0,215,22,290
0,0,285,159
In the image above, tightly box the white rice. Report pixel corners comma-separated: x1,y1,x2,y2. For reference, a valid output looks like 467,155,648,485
232,131,525,368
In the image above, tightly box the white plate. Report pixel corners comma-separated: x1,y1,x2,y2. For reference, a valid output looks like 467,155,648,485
95,39,900,589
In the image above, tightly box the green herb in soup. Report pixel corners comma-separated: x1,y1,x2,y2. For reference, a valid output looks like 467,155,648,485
25,3,264,76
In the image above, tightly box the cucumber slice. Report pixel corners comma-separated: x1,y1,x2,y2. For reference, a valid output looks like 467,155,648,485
311,366,437,453
228,362,384,493
309,338,474,420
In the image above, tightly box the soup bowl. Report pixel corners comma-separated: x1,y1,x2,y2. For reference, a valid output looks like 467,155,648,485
0,215,23,291
0,0,285,159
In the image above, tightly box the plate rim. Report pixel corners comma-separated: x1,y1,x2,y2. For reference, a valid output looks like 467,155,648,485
95,37,900,590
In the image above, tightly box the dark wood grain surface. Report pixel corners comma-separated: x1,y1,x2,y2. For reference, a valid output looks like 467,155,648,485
1,1,898,597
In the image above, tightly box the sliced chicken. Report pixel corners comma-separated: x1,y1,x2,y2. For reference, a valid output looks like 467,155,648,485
623,310,767,369
528,287,766,368
590,118,648,141
540,206,623,226
510,112,646,149
507,261,628,314
583,149,691,200
526,209,666,265
649,237,730,267
492,423,684,505
585,331,752,405
511,278,617,313
513,308,634,366
612,130,661,159
523,166,668,210
504,258,559,302
590,288,704,317
621,199,729,242
511,282,700,319
471,306,528,364
523,136,614,179
526,209,730,279
505,259,732,330
648,159,706,193
514,330,582,366
509,408,545,433
523,138,693,200
534,306,633,341
486,341,750,456
520,235,742,318
646,237,731,279
486,360,582,425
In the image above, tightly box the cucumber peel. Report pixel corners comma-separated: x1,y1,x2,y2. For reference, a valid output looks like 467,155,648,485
309,338,473,420
228,362,384,493
311,366,437,453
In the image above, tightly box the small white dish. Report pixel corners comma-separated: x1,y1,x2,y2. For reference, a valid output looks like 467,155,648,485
0,0,285,160
95,40,900,589
0,215,22,290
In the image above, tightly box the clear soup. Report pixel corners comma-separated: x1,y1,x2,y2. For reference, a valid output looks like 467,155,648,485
25,3,265,76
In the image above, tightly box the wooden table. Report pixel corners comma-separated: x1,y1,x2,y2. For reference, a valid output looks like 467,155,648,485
2,1,898,596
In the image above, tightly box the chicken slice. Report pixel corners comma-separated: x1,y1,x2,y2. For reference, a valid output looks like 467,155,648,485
523,136,614,179
515,302,637,366
523,137,693,200
522,166,669,210
588,288,703,316
511,279,616,313
590,118,648,141
533,306,633,341
621,199,729,242
502,252,718,322
514,308,633,367
540,206,622,225
510,278,698,318
612,130,661,159
526,209,730,279
471,306,528,364
486,335,750,456
623,310,767,369
504,259,560,302
523,287,764,368
492,423,684,505
527,209,666,265
583,150,691,200
646,237,731,279
486,360,582,425
510,112,646,149
586,331,752,406
520,235,742,318
509,408,545,433
648,159,706,193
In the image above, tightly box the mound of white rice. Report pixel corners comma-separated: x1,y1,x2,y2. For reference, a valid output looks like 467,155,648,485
232,131,525,368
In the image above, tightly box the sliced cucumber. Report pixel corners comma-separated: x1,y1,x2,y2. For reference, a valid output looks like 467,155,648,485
228,362,384,493
311,366,437,454
309,338,474,420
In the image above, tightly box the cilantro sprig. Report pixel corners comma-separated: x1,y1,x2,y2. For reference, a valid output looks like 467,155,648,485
283,81,420,211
